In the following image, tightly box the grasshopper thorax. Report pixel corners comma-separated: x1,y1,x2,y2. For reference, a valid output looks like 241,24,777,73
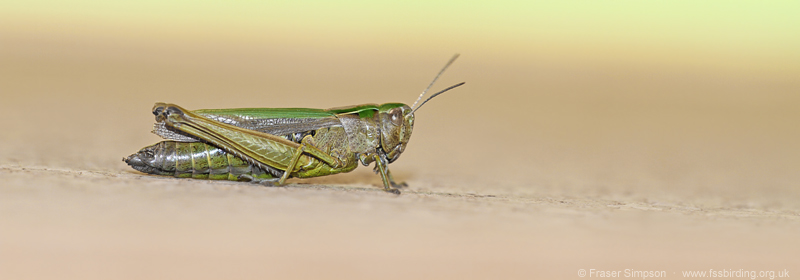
377,103,414,163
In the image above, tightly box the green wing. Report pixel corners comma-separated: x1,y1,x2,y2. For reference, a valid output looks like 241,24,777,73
195,108,342,135
154,107,341,142
153,105,383,142
196,107,335,119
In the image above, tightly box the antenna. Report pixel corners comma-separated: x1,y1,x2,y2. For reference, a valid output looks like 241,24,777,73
410,54,460,111
411,82,465,115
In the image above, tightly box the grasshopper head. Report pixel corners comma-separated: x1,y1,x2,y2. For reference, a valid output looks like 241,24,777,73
378,103,414,163
376,82,465,164
376,54,465,163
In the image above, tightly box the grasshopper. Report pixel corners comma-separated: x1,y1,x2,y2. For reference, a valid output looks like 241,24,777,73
124,55,464,194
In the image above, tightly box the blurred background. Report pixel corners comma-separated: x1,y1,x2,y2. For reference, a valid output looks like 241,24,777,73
2,1,799,279
3,0,798,201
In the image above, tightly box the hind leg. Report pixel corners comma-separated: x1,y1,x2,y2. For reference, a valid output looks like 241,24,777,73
237,174,281,185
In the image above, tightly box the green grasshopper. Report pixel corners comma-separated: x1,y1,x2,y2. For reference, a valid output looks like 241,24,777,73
124,55,463,194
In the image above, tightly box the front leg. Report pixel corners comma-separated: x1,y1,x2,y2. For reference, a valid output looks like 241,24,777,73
372,154,401,195
386,169,408,189
373,165,407,189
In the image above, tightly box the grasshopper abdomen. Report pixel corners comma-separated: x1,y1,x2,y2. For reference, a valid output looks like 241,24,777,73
124,141,277,181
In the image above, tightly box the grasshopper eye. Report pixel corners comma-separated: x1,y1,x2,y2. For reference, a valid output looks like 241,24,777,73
389,108,403,126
